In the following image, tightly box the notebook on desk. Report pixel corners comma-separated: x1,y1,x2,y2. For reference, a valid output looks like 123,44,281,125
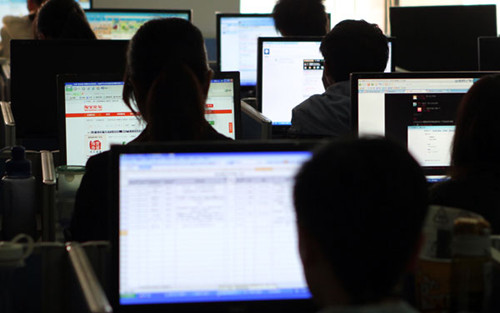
57,72,241,166
110,141,318,313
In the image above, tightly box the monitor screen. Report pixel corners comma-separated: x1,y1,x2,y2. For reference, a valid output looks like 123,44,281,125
218,14,280,87
60,73,239,165
85,10,191,40
63,81,144,166
352,73,490,175
259,38,324,126
0,0,27,24
258,38,394,126
117,149,312,306
390,5,497,71
205,77,238,139
76,0,91,9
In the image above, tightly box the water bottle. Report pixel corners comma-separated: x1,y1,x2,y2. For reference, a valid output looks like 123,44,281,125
1,146,37,240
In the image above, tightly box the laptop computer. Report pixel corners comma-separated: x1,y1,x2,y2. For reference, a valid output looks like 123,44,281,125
110,141,319,313
85,9,192,39
351,71,498,180
57,72,241,166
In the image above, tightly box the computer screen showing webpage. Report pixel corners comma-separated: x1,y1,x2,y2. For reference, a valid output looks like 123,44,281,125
65,79,237,165
261,40,324,126
118,150,312,305
76,0,90,9
220,16,280,86
86,11,190,39
64,82,145,166
205,78,236,139
0,0,27,24
357,77,477,168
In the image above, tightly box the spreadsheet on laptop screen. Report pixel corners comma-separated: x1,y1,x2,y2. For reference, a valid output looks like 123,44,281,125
356,77,478,168
219,16,280,86
118,151,312,305
86,11,190,39
260,40,324,126
64,81,144,166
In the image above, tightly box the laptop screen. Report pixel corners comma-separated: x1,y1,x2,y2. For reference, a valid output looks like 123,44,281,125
218,14,280,87
63,81,144,166
117,148,312,306
85,10,191,39
352,73,492,176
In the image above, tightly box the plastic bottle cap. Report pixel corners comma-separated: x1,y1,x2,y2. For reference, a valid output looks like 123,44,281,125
5,146,32,178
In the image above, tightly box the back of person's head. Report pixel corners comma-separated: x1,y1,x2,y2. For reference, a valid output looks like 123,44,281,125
272,0,328,36
294,138,428,305
451,74,500,179
35,0,96,39
123,18,212,141
320,19,388,83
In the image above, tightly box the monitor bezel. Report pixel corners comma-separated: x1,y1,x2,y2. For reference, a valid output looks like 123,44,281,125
57,73,127,166
110,140,323,313
84,8,192,22
478,36,500,71
210,71,242,140
256,36,324,130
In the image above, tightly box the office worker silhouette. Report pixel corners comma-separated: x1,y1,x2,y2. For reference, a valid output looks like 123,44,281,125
71,18,229,241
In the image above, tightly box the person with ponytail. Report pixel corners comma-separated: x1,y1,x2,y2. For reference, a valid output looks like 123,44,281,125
70,18,229,241
35,0,96,39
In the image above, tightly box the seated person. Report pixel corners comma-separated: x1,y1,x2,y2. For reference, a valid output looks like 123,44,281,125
288,20,388,138
294,137,428,311
272,0,328,36
430,74,500,234
70,18,229,242
0,0,45,58
35,0,96,39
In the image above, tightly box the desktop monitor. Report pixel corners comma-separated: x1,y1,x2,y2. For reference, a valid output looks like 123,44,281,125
478,36,500,71
10,39,129,151
390,5,497,71
0,0,27,24
85,9,191,40
217,14,280,89
76,0,91,9
257,37,323,127
351,72,496,178
257,37,394,128
57,72,241,165
110,141,317,313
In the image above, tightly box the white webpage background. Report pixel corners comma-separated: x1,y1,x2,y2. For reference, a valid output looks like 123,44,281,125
407,126,456,167
206,80,235,139
220,17,280,85
119,152,310,295
261,41,324,124
65,83,144,166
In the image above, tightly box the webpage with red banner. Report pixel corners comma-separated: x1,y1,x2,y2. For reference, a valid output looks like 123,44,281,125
64,82,145,166
205,78,236,139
